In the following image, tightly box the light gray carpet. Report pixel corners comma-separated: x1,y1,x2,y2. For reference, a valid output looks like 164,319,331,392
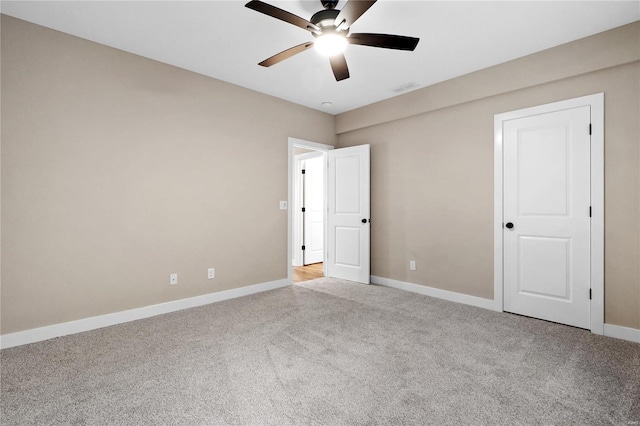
1,278,639,425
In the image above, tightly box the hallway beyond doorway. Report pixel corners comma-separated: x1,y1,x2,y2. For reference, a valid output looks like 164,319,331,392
293,263,323,283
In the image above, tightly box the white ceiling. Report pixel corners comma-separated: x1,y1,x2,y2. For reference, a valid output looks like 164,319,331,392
2,1,639,114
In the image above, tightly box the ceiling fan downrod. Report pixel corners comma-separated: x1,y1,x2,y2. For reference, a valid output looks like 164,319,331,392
320,0,339,10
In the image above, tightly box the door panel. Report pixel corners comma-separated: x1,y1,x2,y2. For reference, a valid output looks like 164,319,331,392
503,106,590,329
335,156,361,213
517,125,569,216
518,236,570,299
327,144,370,284
335,227,361,267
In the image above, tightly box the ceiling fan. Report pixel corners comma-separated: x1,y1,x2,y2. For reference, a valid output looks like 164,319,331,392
245,0,419,81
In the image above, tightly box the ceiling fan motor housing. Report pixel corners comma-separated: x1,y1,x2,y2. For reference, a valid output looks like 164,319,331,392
310,8,345,37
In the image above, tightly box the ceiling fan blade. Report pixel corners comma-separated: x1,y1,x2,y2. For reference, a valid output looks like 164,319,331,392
329,53,350,81
258,42,314,67
245,0,319,33
348,33,419,51
334,0,376,29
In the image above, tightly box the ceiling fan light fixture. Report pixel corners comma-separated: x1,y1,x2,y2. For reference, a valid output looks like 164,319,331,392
246,0,420,81
314,33,348,56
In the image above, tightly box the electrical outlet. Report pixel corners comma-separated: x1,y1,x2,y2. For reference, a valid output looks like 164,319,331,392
208,268,215,279
410,261,416,271
170,273,178,285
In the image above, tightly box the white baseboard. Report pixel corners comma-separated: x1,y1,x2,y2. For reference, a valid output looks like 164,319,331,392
0,279,290,350
372,275,640,344
603,323,640,343
371,275,499,312
3,277,637,348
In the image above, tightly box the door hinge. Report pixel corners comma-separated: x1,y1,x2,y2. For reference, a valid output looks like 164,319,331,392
589,289,592,300
589,206,592,217
302,245,306,251
589,123,592,135
301,207,306,213
301,169,306,174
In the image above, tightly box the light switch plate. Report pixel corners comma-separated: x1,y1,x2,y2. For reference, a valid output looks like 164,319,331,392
279,201,288,210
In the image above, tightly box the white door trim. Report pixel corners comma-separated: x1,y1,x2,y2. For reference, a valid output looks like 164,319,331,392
493,93,604,334
288,138,333,283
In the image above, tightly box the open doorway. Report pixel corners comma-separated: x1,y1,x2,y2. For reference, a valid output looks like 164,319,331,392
287,138,371,285
288,138,333,284
293,150,325,282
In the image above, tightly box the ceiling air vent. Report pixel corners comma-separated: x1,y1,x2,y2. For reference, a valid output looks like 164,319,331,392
391,82,419,93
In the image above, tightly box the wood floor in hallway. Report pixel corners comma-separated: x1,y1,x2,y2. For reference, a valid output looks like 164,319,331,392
293,263,324,283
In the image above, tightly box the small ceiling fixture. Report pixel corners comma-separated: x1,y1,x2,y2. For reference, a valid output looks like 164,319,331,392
245,0,419,81
322,101,333,108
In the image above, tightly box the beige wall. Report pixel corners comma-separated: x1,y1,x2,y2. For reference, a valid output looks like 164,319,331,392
0,15,336,334
2,14,639,336
337,22,640,329
292,147,317,157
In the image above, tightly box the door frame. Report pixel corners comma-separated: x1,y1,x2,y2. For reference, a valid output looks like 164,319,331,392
493,93,604,334
288,137,333,283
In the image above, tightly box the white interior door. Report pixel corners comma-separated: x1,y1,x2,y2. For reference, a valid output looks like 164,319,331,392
503,106,591,329
326,144,370,284
303,156,324,265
